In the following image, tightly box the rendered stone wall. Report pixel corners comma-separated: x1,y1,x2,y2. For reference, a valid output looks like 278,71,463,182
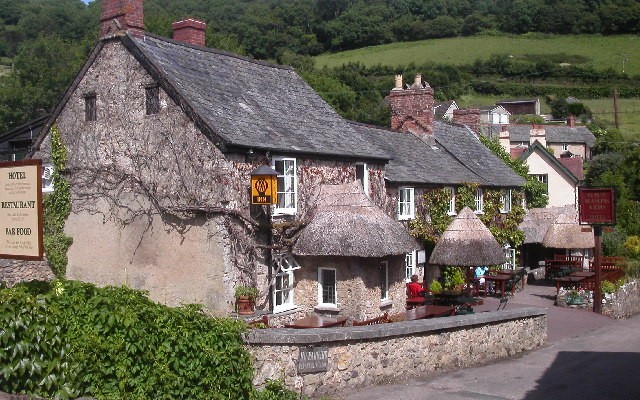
245,308,546,397
0,259,54,287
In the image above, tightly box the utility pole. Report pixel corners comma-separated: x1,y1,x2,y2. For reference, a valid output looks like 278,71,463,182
613,87,620,129
621,53,628,74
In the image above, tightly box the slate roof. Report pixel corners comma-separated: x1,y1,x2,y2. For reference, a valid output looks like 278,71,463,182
434,100,456,120
350,121,525,187
508,124,596,147
128,33,390,161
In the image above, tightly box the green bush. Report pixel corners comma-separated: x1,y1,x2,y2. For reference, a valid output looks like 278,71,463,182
0,280,257,399
601,280,617,294
429,280,442,293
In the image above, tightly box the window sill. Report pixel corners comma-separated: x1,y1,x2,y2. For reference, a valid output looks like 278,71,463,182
379,299,393,309
314,305,340,313
397,216,413,221
272,305,299,316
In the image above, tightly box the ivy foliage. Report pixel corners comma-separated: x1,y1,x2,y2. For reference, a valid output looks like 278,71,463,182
0,280,296,400
43,125,73,278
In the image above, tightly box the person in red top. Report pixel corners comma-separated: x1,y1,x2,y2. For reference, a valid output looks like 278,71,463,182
406,274,425,298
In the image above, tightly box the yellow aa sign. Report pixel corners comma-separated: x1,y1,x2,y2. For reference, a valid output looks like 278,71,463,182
251,174,277,205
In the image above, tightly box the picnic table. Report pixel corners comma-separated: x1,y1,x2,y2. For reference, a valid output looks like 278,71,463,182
284,315,347,329
404,305,455,321
482,274,512,298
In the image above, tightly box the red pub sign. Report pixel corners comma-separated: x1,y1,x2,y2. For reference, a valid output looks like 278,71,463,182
578,187,616,225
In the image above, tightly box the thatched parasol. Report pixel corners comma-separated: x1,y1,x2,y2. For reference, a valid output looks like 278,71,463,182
429,207,505,266
292,181,418,257
518,205,574,244
542,211,594,249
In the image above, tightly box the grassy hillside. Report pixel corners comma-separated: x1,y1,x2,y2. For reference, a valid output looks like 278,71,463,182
315,34,640,76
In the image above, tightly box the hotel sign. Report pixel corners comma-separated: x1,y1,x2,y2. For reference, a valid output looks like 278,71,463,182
578,187,615,225
0,160,44,260
298,346,328,373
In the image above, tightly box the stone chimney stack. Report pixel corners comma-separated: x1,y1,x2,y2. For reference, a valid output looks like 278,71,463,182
100,0,145,38
567,115,576,128
499,124,511,153
172,19,207,46
388,74,435,143
452,108,481,134
530,124,547,147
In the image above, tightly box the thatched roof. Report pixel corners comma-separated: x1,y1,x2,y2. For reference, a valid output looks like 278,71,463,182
429,207,505,266
292,181,418,257
542,211,595,249
519,206,575,244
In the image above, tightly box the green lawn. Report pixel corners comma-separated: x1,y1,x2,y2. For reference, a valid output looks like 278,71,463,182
582,98,640,140
315,34,640,76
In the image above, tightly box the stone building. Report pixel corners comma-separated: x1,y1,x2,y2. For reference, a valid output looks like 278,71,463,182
15,0,524,321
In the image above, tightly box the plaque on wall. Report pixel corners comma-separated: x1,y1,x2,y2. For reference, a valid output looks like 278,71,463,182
298,346,328,374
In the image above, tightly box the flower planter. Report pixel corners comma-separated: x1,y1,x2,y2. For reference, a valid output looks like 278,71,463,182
236,296,255,315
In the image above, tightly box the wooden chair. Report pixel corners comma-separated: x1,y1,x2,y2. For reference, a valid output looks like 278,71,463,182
352,312,389,326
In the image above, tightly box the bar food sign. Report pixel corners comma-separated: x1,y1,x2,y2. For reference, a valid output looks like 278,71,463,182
0,160,44,260
578,187,615,225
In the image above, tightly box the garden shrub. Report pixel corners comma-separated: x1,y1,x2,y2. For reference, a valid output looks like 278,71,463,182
0,280,261,399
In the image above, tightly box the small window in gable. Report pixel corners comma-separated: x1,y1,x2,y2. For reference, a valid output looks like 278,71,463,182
447,186,456,215
318,267,337,307
146,85,160,115
500,189,512,213
474,188,484,213
84,93,96,122
356,163,369,196
562,143,569,151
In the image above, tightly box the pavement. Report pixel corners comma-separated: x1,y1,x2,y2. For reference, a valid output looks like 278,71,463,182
331,280,640,400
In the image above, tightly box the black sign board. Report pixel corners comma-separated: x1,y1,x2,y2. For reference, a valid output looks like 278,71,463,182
298,346,328,374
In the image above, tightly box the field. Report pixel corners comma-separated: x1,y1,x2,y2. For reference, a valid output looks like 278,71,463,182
315,34,640,76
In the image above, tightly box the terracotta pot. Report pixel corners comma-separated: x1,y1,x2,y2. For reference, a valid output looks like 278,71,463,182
236,296,255,315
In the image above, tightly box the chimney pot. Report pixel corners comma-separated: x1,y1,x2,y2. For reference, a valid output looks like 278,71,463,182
394,75,403,90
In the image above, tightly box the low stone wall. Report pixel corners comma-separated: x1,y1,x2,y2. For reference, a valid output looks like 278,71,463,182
0,259,54,287
556,279,640,319
244,308,546,397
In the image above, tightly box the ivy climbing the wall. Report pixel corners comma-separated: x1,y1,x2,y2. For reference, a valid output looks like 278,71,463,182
43,125,72,277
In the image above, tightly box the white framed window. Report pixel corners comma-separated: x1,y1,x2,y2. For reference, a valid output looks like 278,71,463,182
318,268,337,307
42,164,55,193
405,251,416,282
272,254,300,313
447,186,456,215
380,261,389,301
500,189,512,213
474,188,484,213
503,247,516,270
356,163,369,196
272,157,297,215
531,174,548,191
562,143,569,151
398,187,414,220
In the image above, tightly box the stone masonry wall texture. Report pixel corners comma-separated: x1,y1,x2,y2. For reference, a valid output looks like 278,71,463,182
245,309,547,397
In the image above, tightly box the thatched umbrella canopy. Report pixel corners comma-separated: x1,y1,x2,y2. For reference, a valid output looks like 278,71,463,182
519,206,574,244
542,211,595,249
429,207,505,266
292,181,418,257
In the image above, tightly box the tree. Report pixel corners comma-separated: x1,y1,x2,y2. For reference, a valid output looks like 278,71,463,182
0,34,85,132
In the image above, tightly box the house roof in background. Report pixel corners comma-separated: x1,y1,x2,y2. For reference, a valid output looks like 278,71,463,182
518,141,579,184
508,124,596,147
558,157,585,180
496,98,539,104
351,121,525,187
128,33,391,161
0,115,49,144
434,100,457,120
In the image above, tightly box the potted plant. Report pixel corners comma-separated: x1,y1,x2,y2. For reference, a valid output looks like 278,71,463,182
429,280,442,294
235,286,259,315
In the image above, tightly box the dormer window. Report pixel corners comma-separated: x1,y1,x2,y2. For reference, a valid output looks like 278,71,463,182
146,85,160,115
84,93,96,122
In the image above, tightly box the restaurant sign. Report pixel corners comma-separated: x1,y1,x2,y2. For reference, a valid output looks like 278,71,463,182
298,346,328,373
578,187,615,225
0,160,44,260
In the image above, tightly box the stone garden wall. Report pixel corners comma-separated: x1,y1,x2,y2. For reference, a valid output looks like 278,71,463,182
556,279,640,319
244,308,546,397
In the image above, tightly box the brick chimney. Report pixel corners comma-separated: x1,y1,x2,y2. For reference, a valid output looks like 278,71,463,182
452,108,481,134
172,19,207,46
567,114,576,128
100,0,145,38
388,74,435,143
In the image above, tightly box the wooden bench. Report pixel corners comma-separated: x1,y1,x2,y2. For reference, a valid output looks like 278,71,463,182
544,260,582,280
353,312,389,326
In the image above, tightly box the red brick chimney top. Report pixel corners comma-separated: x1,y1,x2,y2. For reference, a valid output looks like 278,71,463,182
567,115,576,127
172,19,207,46
100,0,145,38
